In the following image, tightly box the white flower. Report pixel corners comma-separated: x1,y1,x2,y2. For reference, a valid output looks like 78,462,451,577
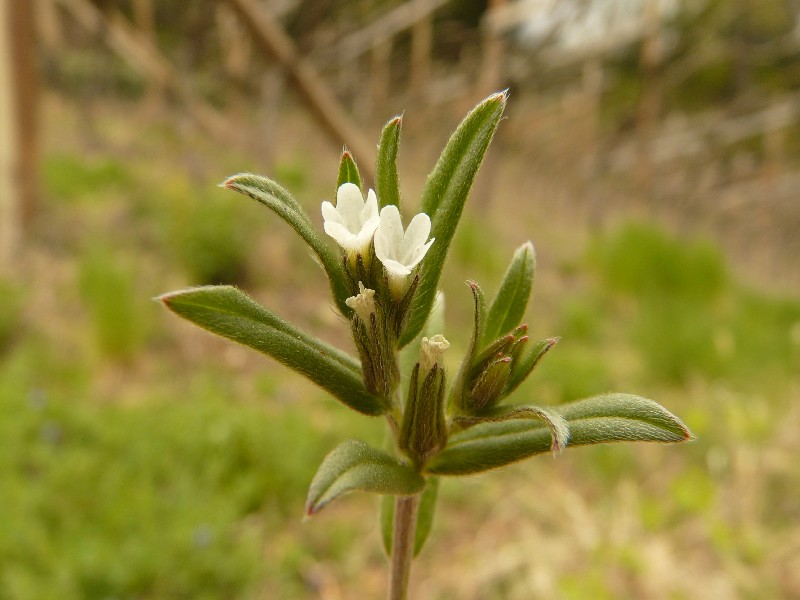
321,183,380,256
374,205,434,296
420,334,450,376
345,282,376,322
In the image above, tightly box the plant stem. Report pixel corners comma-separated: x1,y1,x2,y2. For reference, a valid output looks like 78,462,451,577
388,493,421,600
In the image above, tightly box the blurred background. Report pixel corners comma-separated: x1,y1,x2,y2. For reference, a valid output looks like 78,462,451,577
1,0,799,598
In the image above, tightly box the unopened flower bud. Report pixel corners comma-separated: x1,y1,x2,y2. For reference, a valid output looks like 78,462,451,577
469,356,512,412
399,363,448,467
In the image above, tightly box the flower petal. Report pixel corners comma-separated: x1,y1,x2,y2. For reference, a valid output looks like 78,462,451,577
375,205,404,263
405,237,434,271
321,200,344,225
336,183,366,227
324,221,357,251
355,215,380,250
361,189,379,223
380,257,413,278
401,212,432,262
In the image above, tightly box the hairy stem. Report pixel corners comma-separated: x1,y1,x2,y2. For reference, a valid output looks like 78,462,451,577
388,493,421,600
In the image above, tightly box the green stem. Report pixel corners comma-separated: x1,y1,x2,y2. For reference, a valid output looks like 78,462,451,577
388,493,421,600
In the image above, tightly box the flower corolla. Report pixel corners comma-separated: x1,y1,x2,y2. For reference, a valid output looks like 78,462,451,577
374,205,434,296
321,183,380,256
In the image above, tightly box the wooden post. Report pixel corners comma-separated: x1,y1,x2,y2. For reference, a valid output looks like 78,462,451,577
224,0,375,178
1,0,39,271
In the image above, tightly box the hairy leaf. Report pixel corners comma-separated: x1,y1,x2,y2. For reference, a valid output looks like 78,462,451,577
482,242,535,345
337,150,362,191
375,116,402,209
427,394,692,475
454,404,569,452
159,286,384,415
306,440,425,515
222,173,351,314
400,92,507,346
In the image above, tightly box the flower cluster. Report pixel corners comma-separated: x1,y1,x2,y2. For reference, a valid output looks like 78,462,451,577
323,183,435,404
322,183,434,298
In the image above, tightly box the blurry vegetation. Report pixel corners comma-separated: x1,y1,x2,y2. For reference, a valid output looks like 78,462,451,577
5,0,799,596
161,178,257,287
78,244,150,362
0,279,25,355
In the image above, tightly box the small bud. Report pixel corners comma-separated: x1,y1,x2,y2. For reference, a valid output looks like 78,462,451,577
469,356,512,411
399,364,448,467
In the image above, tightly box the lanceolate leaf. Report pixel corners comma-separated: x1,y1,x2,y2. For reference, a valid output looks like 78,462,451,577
375,116,402,209
381,476,440,557
306,440,425,515
337,150,362,191
159,286,384,416
400,92,507,346
453,404,569,452
222,173,351,314
427,394,692,475
482,242,535,346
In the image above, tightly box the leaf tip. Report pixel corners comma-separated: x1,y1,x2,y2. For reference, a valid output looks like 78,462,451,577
155,292,175,306
491,89,509,105
220,174,242,190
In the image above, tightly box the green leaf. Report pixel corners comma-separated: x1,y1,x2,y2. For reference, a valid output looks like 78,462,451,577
222,173,351,314
159,286,384,416
413,475,439,555
450,281,486,413
306,440,425,515
375,116,402,209
454,404,569,452
381,476,440,557
337,150,362,191
400,92,507,346
504,337,558,396
427,393,692,475
482,242,535,346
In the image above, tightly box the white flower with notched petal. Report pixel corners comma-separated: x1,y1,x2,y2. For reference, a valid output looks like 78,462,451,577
321,183,380,257
345,281,376,322
374,205,434,298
